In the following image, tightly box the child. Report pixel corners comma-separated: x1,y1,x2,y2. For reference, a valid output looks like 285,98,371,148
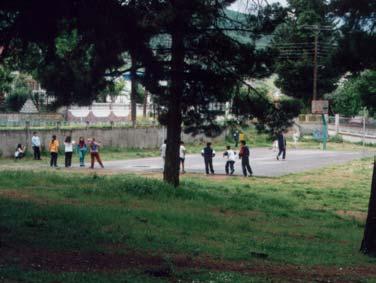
272,140,278,152
31,132,41,160
160,139,167,169
223,145,236,175
201,142,215,175
48,135,59,167
277,131,286,160
89,138,104,169
239,140,252,177
179,141,186,174
293,131,299,148
77,137,88,167
64,136,75,168
14,144,25,160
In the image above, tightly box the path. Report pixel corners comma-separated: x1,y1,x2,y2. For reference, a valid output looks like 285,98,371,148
0,148,371,177
101,148,372,177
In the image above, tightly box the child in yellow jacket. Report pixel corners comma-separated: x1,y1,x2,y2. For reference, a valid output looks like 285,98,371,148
49,135,59,167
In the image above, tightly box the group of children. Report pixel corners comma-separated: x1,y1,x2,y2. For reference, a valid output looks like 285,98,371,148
160,140,253,177
17,132,105,169
201,141,253,177
17,132,288,175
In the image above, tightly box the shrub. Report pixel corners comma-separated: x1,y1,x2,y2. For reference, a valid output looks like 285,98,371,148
329,134,343,143
5,92,28,112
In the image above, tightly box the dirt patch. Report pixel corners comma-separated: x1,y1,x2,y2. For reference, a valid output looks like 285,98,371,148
202,174,234,181
1,245,376,282
0,190,82,206
336,210,367,222
0,190,35,201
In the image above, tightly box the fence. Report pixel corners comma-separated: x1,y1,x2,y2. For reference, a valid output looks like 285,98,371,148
0,119,158,130
327,114,376,144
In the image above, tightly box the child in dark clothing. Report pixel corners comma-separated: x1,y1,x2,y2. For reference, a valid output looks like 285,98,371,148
239,140,252,177
201,142,216,175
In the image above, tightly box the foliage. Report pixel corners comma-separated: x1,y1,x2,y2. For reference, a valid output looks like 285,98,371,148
142,3,273,133
329,134,344,143
4,92,27,112
325,77,363,117
330,0,376,73
0,64,12,96
357,70,376,115
131,1,283,185
272,0,341,105
0,1,294,186
4,73,32,112
98,78,126,103
0,2,129,106
35,28,112,107
326,70,376,116
232,87,302,138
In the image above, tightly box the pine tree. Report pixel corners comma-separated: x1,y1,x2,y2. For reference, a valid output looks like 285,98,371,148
272,0,341,105
0,0,286,186
137,0,279,186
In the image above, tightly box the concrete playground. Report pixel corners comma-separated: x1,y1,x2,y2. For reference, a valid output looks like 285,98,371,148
101,148,373,177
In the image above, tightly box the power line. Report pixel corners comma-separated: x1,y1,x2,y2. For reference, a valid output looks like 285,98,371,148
304,25,335,101
274,25,336,101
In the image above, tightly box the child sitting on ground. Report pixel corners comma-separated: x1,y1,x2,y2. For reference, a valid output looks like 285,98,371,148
14,144,25,160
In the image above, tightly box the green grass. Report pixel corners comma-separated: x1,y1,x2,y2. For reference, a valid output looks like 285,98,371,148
0,147,161,165
0,157,376,282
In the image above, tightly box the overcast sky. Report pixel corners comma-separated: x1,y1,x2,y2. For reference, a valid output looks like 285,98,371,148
229,0,288,12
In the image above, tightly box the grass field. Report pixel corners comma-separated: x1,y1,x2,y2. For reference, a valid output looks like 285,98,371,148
1,156,376,282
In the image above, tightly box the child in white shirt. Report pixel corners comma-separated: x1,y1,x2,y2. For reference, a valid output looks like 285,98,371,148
223,145,236,175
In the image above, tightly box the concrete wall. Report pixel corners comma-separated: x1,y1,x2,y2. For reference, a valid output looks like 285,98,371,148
0,127,226,157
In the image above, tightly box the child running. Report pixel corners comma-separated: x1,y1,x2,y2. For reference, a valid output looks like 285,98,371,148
88,138,104,169
49,135,59,167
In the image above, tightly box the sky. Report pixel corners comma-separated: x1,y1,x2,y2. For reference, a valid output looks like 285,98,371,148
229,0,288,12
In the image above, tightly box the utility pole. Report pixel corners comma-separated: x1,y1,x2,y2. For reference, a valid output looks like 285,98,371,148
302,24,333,151
313,26,319,101
303,24,333,102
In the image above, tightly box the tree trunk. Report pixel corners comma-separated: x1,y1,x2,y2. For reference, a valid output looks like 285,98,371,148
163,23,184,187
360,159,376,255
143,90,148,118
130,54,137,127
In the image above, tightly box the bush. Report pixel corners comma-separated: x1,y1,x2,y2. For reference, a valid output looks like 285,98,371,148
5,92,28,112
329,135,343,143
4,73,32,112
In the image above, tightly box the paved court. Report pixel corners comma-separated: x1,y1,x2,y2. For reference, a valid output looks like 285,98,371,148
101,148,373,177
